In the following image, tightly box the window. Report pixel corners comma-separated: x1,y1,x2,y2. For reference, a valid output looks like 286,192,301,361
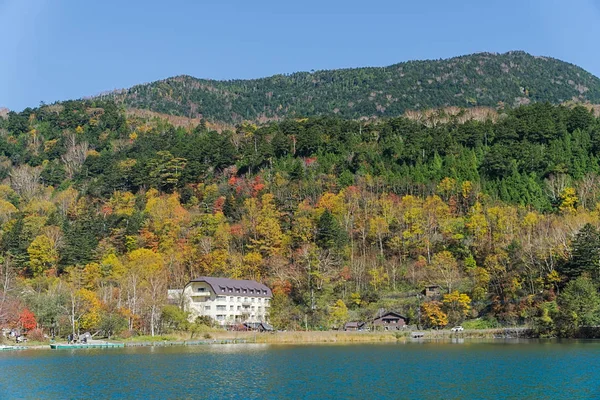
244,297,248,302
230,305,234,311
249,289,254,294
251,306,255,311
229,297,234,301
251,298,255,303
258,307,262,311
216,295,226,301
237,297,241,302
258,298,262,303
236,289,240,293
216,305,226,311
216,315,225,321
197,287,205,292
237,306,241,311
204,306,211,311
243,289,247,293
228,288,233,293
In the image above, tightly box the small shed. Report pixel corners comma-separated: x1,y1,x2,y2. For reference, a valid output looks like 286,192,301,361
344,322,365,331
244,322,274,332
372,312,408,331
422,285,442,298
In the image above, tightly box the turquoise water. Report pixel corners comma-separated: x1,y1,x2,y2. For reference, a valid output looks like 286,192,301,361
0,340,599,399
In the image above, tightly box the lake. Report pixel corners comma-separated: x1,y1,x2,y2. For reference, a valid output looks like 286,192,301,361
0,340,598,399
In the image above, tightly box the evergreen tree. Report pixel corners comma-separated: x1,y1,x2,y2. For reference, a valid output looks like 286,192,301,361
562,223,600,281
556,275,600,337
316,210,345,250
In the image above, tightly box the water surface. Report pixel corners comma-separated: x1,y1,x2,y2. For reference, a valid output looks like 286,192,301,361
0,340,598,399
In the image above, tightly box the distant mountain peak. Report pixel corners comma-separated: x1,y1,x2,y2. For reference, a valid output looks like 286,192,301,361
101,51,600,123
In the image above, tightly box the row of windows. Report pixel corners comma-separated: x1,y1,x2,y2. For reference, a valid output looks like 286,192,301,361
205,305,267,311
215,314,266,321
218,286,269,295
215,295,269,304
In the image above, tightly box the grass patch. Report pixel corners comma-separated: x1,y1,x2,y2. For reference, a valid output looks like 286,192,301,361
462,318,500,330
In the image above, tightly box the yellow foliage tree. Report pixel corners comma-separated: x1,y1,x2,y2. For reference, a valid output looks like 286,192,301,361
27,234,58,277
421,301,448,329
559,187,578,214
329,299,349,328
243,252,264,280
249,194,285,256
78,288,102,331
442,291,472,324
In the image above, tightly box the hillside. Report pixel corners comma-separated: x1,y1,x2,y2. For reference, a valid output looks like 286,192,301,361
104,51,600,123
2,99,600,338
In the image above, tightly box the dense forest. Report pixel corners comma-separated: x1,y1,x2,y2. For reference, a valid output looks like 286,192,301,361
104,51,600,123
2,99,600,339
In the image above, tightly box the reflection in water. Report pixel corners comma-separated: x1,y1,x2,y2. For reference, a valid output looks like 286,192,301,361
1,341,600,399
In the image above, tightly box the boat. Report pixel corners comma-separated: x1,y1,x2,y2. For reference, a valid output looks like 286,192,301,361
50,342,124,349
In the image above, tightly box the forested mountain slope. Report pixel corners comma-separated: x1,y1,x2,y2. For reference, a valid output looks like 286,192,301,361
2,99,600,338
103,51,600,123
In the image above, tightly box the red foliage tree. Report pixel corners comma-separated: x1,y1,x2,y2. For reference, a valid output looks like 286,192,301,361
19,308,37,331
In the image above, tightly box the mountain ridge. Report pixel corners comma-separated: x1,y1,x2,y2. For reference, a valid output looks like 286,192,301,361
99,51,600,123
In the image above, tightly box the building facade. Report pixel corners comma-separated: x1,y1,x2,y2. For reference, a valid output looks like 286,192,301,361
372,311,408,331
178,277,272,326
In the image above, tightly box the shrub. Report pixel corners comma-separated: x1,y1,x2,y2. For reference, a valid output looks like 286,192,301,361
27,328,46,342
462,318,499,330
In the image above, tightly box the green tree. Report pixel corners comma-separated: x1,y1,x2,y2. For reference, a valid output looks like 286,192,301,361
562,223,600,281
556,275,600,337
316,210,345,250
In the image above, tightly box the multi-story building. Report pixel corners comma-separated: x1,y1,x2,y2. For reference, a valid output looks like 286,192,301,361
178,277,272,326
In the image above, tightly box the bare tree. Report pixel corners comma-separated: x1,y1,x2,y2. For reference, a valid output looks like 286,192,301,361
544,174,571,204
61,134,89,179
9,165,42,200
0,256,16,325
576,173,600,210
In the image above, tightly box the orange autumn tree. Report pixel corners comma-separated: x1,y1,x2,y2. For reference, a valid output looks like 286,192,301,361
19,308,37,331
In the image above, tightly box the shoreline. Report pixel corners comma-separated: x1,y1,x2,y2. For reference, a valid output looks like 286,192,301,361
1,328,535,351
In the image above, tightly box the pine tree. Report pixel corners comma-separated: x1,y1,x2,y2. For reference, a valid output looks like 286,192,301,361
562,223,600,281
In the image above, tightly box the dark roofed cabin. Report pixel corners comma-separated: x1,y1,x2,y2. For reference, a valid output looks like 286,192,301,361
344,322,365,331
372,312,408,331
244,322,274,332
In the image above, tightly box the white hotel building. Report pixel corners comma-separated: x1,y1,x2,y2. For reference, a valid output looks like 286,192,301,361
178,277,272,326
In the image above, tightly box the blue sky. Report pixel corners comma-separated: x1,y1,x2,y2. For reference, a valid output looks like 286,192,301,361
2,0,600,111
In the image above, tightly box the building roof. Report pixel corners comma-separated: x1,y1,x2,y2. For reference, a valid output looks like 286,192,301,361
344,322,365,328
373,311,408,321
189,276,272,297
244,322,274,331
